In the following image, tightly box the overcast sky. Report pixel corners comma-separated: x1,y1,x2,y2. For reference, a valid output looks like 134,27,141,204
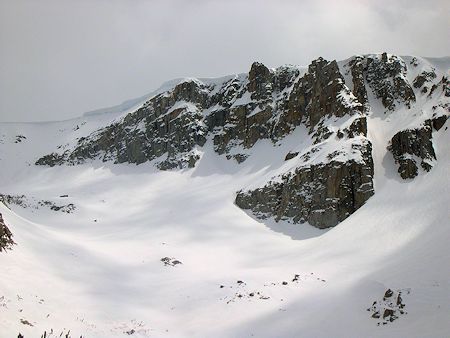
0,0,449,122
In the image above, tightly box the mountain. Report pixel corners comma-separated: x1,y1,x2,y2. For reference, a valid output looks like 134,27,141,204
0,53,449,337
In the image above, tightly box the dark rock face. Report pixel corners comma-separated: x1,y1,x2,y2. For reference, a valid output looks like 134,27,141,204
413,70,436,89
35,152,67,167
236,139,374,228
429,76,450,98
287,58,363,133
37,80,208,169
366,53,415,110
0,212,14,252
248,62,273,100
344,117,368,139
348,56,368,106
388,120,437,179
209,58,365,166
211,63,301,154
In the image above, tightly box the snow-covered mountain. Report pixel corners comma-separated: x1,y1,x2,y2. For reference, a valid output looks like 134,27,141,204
0,53,449,337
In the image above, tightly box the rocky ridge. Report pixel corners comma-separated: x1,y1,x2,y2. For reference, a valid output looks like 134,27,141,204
34,53,449,228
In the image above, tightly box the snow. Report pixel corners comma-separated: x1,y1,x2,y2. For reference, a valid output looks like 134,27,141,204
166,101,199,116
231,91,252,107
247,106,264,118
0,55,449,337
133,120,147,133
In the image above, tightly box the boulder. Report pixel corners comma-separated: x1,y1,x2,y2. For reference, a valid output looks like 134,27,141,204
285,151,299,161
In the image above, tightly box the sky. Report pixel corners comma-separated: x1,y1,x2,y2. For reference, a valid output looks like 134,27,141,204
0,0,449,123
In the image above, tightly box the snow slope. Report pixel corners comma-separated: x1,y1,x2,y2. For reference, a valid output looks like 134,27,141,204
0,55,449,338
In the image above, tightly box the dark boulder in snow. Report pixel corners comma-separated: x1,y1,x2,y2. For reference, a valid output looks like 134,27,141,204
384,288,394,299
284,151,299,161
432,114,447,131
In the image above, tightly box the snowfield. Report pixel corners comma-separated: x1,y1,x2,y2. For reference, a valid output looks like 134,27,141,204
0,56,449,338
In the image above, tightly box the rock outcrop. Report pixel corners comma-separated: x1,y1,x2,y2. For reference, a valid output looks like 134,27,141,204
365,53,416,111
37,80,208,169
348,56,368,106
236,137,374,229
388,116,446,179
210,63,301,155
413,70,437,94
0,212,14,252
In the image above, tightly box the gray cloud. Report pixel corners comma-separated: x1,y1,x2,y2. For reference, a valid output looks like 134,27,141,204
0,0,449,122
